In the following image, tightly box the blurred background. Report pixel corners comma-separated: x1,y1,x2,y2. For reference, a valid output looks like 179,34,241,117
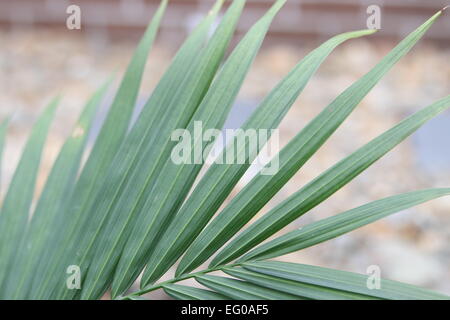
1,0,449,297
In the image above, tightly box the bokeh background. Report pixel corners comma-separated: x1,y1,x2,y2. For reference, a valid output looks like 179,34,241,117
1,0,449,297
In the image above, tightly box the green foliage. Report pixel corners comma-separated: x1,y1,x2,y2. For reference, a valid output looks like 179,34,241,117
0,0,449,300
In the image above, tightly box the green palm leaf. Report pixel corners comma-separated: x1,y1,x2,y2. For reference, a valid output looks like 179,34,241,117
0,1,448,301
177,9,443,276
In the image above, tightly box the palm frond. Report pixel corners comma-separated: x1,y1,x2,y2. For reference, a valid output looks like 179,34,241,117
0,1,449,301
177,9,443,276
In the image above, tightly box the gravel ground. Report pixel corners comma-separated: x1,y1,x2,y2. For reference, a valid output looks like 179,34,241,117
1,28,449,296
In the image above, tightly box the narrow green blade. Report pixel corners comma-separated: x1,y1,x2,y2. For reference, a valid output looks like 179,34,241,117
241,261,450,300
76,0,245,300
176,29,377,276
30,1,167,299
163,284,230,300
6,82,109,299
241,188,450,262
196,275,302,300
225,267,376,300
0,98,58,296
212,94,450,266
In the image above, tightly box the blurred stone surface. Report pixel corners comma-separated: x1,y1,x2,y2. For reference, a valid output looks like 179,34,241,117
1,28,449,296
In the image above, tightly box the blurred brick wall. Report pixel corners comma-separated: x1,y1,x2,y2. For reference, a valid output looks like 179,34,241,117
0,0,449,45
